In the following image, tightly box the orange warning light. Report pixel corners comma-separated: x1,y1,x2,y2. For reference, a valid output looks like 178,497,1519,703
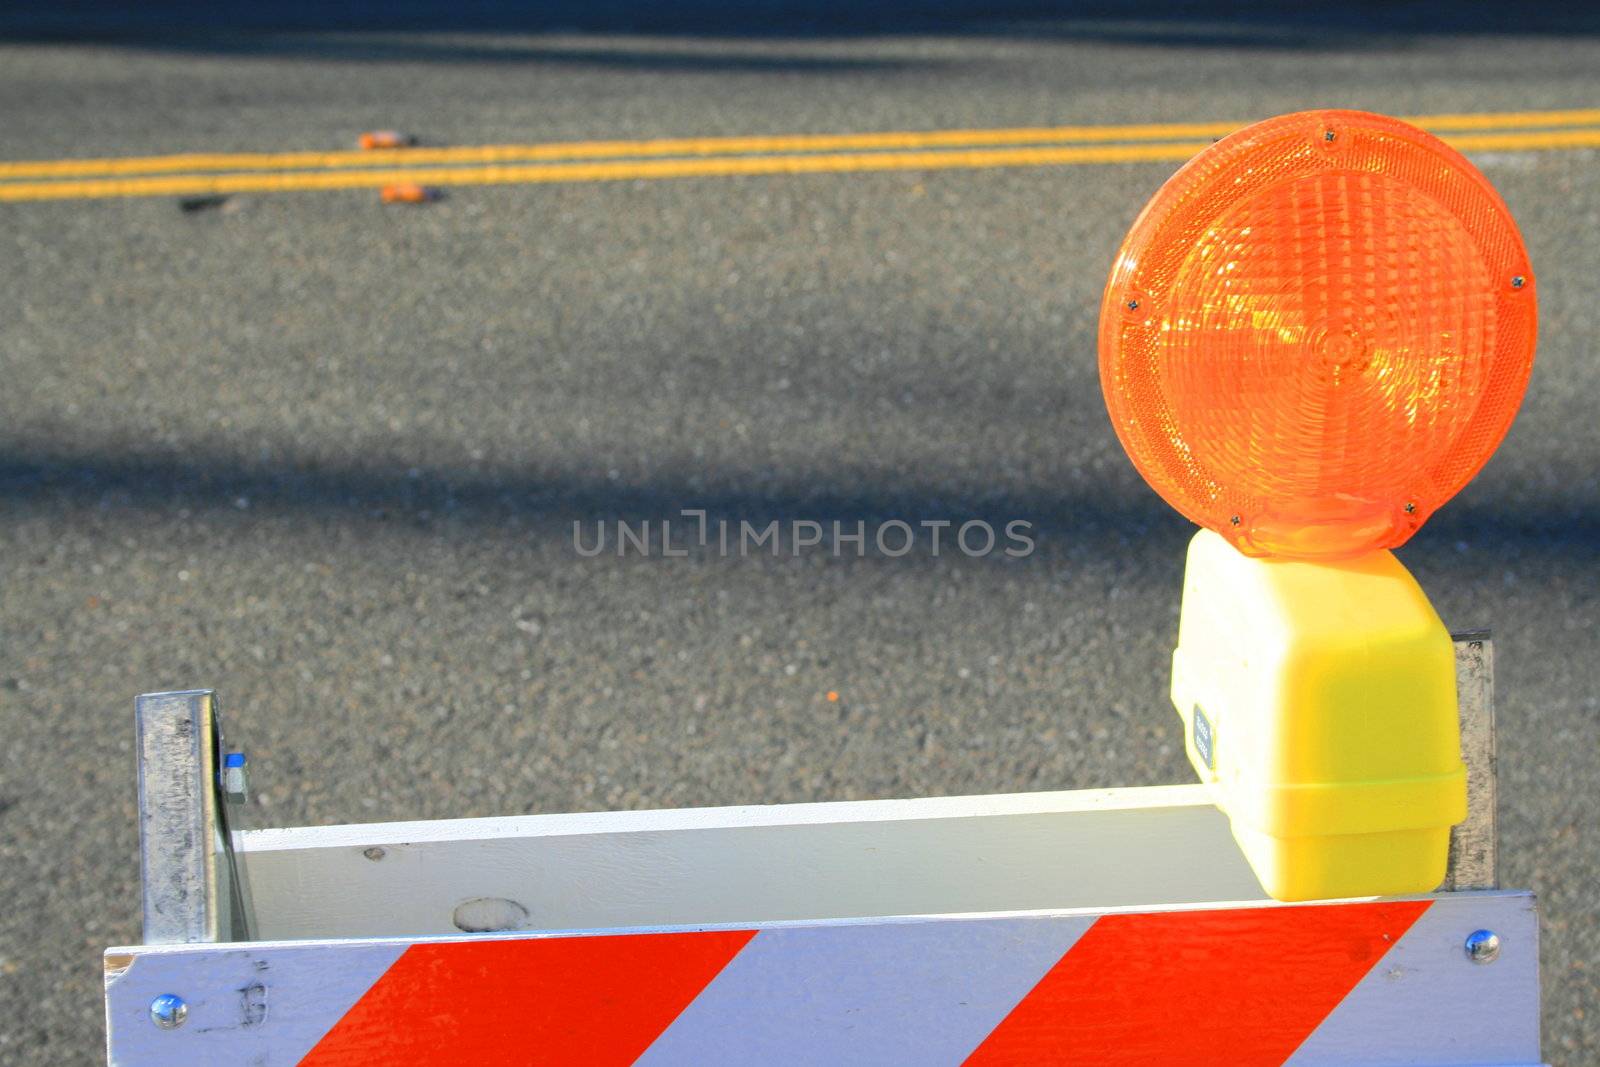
1099,109,1536,559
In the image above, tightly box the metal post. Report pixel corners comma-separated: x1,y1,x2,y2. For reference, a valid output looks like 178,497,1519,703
1445,631,1497,891
134,689,252,944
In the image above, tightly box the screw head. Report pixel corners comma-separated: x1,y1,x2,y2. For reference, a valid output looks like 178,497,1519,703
363,846,387,862
1511,275,1526,290
1126,299,1140,311
150,993,188,1029
1465,928,1501,964
1229,515,1242,526
1323,129,1337,142
1403,501,1417,514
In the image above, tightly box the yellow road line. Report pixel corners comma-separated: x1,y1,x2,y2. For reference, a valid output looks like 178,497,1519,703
1,128,1597,204
1,107,1598,181
1446,127,1600,151
0,142,1217,200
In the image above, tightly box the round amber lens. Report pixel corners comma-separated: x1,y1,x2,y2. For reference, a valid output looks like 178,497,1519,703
1099,109,1536,559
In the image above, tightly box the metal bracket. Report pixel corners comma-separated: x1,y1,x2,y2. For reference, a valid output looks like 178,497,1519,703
134,689,254,944
1445,631,1498,891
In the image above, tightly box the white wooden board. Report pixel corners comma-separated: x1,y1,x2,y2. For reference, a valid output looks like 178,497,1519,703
236,784,1268,939
105,891,1542,1066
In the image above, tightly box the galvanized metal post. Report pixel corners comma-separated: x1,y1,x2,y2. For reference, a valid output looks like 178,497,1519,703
134,689,252,944
1445,631,1497,891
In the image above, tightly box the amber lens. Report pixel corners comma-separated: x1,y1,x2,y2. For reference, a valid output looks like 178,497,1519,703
1099,110,1536,559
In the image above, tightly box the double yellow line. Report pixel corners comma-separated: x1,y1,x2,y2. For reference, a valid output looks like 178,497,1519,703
3,108,1598,203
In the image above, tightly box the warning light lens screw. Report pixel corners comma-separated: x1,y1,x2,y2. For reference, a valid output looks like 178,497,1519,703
1511,275,1526,290
1229,515,1241,526
1403,502,1417,514
1323,129,1336,142
1465,929,1501,964
150,993,188,1030
1126,299,1140,311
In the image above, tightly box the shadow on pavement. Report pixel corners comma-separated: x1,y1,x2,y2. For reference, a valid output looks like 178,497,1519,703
1,445,1594,564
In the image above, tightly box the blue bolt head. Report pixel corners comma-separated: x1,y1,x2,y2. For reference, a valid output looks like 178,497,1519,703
1465,928,1501,964
150,993,188,1029
219,751,250,804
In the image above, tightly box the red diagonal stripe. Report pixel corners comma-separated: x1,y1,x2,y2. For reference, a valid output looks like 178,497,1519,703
965,899,1430,1067
300,928,755,1066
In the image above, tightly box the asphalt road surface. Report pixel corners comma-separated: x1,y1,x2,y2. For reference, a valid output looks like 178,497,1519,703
2,4,1598,1062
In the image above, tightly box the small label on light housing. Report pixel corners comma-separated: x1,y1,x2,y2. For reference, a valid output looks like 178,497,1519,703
1193,705,1215,770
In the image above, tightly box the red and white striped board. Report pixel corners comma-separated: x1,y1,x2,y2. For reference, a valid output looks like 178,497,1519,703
105,890,1539,1066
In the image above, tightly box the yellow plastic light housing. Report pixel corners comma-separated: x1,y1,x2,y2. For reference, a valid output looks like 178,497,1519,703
1170,530,1466,901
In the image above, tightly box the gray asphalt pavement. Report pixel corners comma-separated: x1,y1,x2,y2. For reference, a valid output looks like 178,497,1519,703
1,5,1597,1063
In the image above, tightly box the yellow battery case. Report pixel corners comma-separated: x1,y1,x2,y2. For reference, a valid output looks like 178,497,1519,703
1170,529,1467,901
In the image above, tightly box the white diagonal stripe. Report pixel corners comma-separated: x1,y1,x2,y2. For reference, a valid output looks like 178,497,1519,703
1287,893,1540,1066
105,940,407,1066
636,915,1092,1066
